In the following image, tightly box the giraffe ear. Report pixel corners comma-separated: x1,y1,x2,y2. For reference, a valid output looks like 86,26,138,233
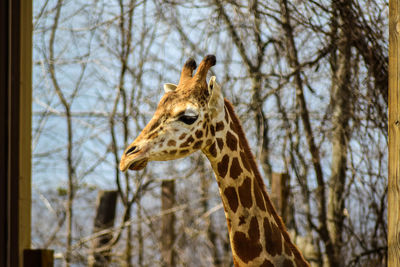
164,83,177,93
208,76,224,116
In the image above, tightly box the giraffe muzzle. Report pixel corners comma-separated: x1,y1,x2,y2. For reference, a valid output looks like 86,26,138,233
128,158,148,171
120,144,149,172
120,154,149,171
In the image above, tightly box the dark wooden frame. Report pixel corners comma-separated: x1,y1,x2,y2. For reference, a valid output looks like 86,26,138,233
0,0,21,265
0,0,32,266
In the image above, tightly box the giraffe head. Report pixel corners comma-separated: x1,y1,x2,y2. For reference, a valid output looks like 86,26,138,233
120,55,225,171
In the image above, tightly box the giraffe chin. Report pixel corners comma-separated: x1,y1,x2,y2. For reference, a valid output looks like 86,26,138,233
128,158,148,171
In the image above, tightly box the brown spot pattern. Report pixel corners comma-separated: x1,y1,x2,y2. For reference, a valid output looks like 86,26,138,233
193,140,203,149
217,155,229,178
169,149,177,155
180,149,189,154
260,259,274,267
240,151,251,172
217,138,224,150
226,131,238,151
180,136,194,147
216,121,225,131
208,142,217,157
282,259,295,267
210,125,215,136
238,177,253,209
263,218,282,257
254,180,266,211
195,130,203,138
232,217,262,263
167,140,176,146
179,133,187,140
239,216,246,226
230,157,243,179
248,217,260,241
224,187,239,213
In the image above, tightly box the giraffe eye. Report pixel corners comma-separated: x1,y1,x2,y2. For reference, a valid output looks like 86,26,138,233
178,115,198,125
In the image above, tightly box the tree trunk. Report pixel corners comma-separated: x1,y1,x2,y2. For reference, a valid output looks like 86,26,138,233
252,74,272,184
88,190,118,267
161,180,176,267
327,2,352,265
278,0,336,265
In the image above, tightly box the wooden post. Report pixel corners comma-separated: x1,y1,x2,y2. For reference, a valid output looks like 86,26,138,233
19,1,33,265
23,250,53,267
270,173,290,223
161,180,176,267
389,0,400,265
0,0,32,266
88,190,118,267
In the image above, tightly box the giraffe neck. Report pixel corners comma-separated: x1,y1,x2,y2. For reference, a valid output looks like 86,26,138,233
202,100,309,267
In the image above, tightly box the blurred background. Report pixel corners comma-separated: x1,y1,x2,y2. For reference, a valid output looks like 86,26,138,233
32,0,388,266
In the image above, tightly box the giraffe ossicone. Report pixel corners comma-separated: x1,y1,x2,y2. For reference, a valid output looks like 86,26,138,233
120,55,310,267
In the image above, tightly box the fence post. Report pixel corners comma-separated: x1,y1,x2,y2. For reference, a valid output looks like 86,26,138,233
161,180,176,267
88,190,118,267
23,249,53,267
389,0,400,265
270,173,290,223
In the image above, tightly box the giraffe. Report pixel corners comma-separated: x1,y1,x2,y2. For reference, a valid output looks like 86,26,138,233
119,55,310,267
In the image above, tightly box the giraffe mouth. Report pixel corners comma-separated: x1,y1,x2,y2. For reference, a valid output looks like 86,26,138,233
128,158,148,171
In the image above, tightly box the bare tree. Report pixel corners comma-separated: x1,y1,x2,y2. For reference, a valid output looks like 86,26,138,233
32,0,388,266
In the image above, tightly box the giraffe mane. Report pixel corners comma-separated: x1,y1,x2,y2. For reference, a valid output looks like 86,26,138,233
223,98,306,262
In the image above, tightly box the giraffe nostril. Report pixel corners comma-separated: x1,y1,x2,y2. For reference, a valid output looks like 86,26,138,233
126,146,138,155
